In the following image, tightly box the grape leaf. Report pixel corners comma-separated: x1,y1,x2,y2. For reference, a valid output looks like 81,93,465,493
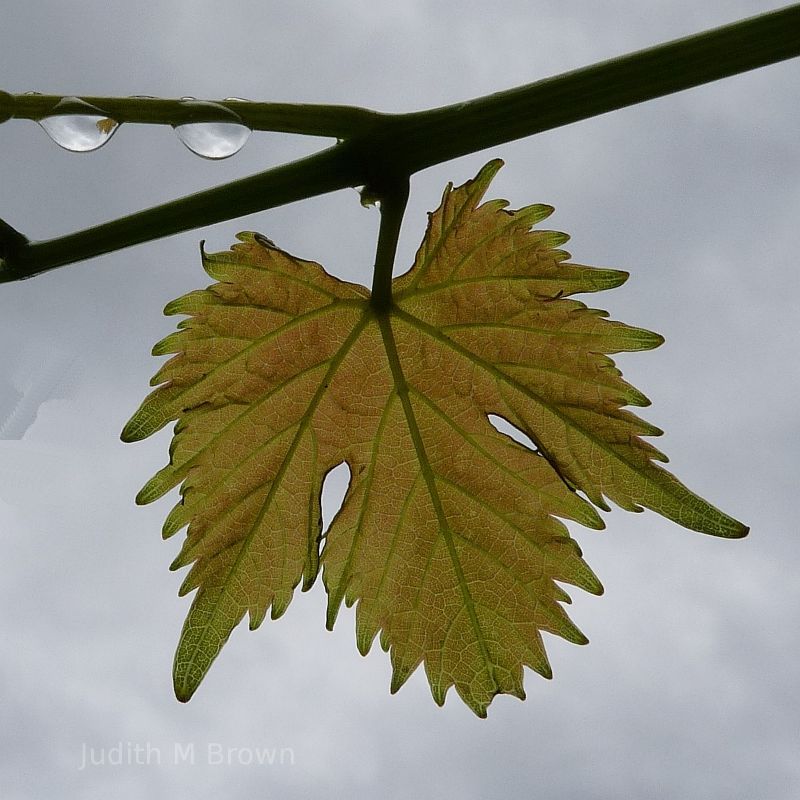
122,160,747,717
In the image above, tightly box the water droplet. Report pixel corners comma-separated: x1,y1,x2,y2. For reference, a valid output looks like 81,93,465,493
223,96,251,103
173,99,251,160
37,97,119,152
358,186,381,209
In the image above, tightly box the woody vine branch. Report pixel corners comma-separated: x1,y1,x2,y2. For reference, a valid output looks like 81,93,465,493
0,4,798,284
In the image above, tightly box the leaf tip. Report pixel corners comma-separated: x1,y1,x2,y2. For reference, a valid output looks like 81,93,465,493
356,620,376,656
173,654,202,703
636,329,665,350
119,418,141,444
324,602,339,632
253,232,279,250
599,268,630,289
135,476,164,506
669,488,750,539
325,582,348,630
301,571,317,593
721,519,750,539
390,662,415,695
248,606,267,631
468,158,505,193
162,503,188,539
169,553,187,572
173,677,198,704
163,297,188,316
270,592,292,620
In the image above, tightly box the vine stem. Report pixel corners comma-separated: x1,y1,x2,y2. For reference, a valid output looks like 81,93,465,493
1,93,382,137
1,4,799,281
0,143,365,281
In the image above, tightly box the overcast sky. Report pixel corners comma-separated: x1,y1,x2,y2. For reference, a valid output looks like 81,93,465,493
1,2,799,798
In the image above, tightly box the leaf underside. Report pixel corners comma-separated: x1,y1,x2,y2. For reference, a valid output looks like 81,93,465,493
122,160,747,717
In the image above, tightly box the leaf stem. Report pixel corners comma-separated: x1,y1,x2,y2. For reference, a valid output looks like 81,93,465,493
1,4,799,280
370,179,410,312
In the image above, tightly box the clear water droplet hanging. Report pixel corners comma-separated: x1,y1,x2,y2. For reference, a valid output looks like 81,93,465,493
173,99,251,160
37,97,119,152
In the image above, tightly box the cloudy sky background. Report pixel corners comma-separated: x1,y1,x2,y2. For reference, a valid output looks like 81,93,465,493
1,2,799,798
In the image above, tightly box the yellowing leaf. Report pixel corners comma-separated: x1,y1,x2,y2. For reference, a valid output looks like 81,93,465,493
122,160,747,716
